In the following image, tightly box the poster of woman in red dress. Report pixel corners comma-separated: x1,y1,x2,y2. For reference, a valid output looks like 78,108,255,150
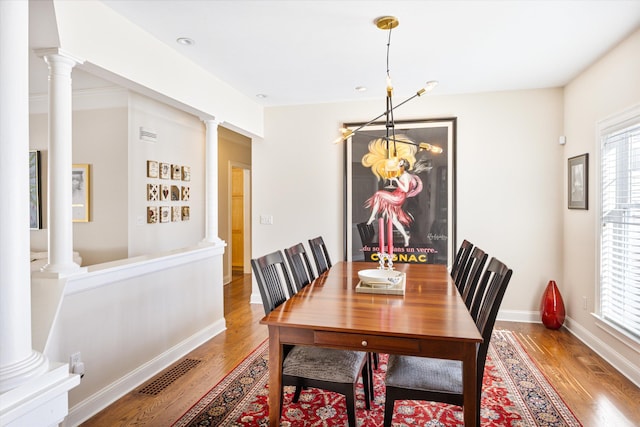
345,118,456,265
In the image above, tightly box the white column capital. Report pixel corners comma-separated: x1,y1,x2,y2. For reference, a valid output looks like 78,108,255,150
34,47,85,66
201,117,224,129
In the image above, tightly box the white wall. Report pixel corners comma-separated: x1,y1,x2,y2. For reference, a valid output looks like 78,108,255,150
254,88,564,316
127,93,206,258
35,245,226,425
563,28,640,385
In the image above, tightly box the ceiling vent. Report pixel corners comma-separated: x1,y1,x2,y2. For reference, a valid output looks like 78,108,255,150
139,127,157,143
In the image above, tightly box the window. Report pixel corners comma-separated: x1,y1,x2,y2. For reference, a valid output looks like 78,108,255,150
599,104,640,341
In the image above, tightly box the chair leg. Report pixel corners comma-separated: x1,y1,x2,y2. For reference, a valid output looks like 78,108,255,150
345,385,357,427
292,386,302,403
383,391,395,427
362,360,371,410
367,353,374,398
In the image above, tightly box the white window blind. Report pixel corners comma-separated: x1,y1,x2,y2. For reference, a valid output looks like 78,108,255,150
600,115,640,340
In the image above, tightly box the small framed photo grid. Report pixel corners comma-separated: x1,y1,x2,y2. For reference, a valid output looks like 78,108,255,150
146,159,191,223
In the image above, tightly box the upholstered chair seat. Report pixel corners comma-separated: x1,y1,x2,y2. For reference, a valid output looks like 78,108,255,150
386,356,463,397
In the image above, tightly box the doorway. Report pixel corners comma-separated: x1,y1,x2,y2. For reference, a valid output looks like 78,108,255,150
230,164,251,276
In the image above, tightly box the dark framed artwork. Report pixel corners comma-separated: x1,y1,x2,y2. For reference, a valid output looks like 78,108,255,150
568,153,588,210
29,150,42,229
345,118,457,265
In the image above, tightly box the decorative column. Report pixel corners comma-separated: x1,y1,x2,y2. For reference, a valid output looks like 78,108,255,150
36,48,85,276
0,0,49,393
203,118,224,244
0,7,80,427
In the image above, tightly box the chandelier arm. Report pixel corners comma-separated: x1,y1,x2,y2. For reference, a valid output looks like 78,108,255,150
354,132,419,148
343,90,424,139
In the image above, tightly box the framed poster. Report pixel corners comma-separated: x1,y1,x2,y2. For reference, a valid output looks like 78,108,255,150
345,118,456,265
29,150,42,229
568,153,588,209
72,164,90,222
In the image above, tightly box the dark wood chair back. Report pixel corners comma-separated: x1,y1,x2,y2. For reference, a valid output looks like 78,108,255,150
451,239,473,287
284,243,316,292
471,257,512,382
356,222,375,246
251,250,296,315
459,247,488,309
308,236,332,275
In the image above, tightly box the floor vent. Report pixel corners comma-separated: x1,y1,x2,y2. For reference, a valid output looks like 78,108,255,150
137,358,202,396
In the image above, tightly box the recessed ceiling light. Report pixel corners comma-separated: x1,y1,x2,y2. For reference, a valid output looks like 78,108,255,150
176,37,195,46
256,94,267,99
355,86,367,92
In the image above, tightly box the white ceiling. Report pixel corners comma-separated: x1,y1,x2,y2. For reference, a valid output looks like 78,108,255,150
34,1,640,107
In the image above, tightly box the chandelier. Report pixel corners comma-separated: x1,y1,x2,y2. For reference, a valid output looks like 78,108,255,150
334,16,442,179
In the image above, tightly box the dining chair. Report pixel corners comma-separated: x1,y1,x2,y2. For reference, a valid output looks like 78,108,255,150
308,236,332,275
251,250,371,426
383,257,512,427
356,222,376,246
284,242,316,292
468,256,510,322
458,246,488,309
451,239,474,288
251,250,297,314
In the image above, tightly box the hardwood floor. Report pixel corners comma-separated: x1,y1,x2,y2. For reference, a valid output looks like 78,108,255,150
82,273,640,426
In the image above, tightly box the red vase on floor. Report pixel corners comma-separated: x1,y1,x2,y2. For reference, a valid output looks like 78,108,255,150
540,280,565,329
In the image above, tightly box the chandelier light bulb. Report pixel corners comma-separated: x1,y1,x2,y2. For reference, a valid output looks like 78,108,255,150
425,81,439,90
333,128,354,144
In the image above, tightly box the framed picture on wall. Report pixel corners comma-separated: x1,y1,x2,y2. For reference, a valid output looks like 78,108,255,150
147,206,158,224
344,118,457,264
29,150,42,229
568,153,588,210
182,166,191,181
147,160,159,178
72,164,90,222
160,162,171,179
172,164,182,180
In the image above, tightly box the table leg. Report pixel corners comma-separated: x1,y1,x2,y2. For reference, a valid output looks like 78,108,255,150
462,343,478,427
268,326,282,426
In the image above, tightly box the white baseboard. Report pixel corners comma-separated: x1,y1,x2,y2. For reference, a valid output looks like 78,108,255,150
496,309,541,323
62,319,226,426
250,292,263,306
564,316,640,388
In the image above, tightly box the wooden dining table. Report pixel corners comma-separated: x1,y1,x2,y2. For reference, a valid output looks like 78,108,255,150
260,261,483,426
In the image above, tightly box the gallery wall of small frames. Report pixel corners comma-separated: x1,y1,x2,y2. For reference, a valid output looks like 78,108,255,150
145,160,191,224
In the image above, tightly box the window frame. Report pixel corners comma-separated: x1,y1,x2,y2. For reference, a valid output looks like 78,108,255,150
594,103,640,351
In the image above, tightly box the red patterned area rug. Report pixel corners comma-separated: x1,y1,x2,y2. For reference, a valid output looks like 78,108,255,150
172,330,582,426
